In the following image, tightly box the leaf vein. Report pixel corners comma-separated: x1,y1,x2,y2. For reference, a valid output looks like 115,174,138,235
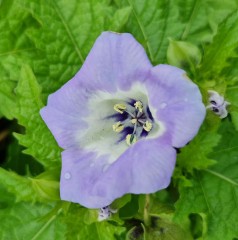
180,0,200,40
204,169,238,186
126,0,154,62
197,172,213,215
52,1,84,64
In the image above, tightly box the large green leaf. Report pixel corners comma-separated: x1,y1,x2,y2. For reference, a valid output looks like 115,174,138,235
14,65,61,168
177,0,238,43
114,0,238,64
0,0,121,118
122,0,184,64
17,0,114,100
0,0,40,118
174,119,238,240
0,197,66,240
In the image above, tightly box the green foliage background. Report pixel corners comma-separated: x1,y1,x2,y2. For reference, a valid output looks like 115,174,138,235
0,0,238,239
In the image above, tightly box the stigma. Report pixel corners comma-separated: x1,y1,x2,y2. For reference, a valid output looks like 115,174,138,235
112,99,153,146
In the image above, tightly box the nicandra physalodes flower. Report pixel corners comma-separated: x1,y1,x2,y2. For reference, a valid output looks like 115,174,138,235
40,32,206,208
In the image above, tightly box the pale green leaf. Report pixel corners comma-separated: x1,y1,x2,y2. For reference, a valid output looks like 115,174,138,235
167,39,202,73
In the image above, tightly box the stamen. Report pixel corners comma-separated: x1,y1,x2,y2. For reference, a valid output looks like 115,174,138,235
112,122,124,133
134,101,143,112
143,121,152,132
112,100,154,145
114,103,126,114
126,134,137,145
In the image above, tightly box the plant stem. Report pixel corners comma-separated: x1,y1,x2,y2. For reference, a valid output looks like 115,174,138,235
143,194,151,227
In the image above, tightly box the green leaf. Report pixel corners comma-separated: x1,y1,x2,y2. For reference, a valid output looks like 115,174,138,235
230,110,238,131
167,39,202,73
126,215,192,240
0,167,60,202
0,0,115,119
19,0,112,99
64,204,126,240
176,120,220,173
116,0,238,64
119,195,139,219
0,184,15,209
0,0,40,119
123,0,184,64
226,85,238,130
14,65,61,168
111,194,132,209
200,11,238,78
145,216,192,240
109,6,132,32
174,119,238,240
178,0,238,43
0,200,66,240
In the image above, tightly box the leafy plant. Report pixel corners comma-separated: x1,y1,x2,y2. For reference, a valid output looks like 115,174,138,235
0,0,238,239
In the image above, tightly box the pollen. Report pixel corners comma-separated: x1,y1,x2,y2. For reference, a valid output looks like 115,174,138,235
126,134,137,145
112,122,124,133
134,101,143,112
143,121,152,132
114,103,126,114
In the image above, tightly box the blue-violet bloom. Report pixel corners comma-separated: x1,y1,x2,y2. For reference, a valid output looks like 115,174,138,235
40,32,205,208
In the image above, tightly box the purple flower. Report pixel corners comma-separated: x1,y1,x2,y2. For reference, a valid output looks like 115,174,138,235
40,32,205,208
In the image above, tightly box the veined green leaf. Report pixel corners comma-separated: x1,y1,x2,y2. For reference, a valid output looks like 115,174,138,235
178,0,238,43
18,0,112,100
0,200,66,240
14,65,61,168
176,122,220,173
0,0,40,119
200,11,238,78
116,0,238,64
174,120,238,240
109,6,132,32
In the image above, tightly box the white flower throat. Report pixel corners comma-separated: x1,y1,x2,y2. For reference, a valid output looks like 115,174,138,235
78,83,165,165
112,100,153,145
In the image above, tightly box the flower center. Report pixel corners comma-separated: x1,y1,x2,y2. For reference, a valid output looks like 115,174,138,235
111,100,154,146
78,83,165,165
